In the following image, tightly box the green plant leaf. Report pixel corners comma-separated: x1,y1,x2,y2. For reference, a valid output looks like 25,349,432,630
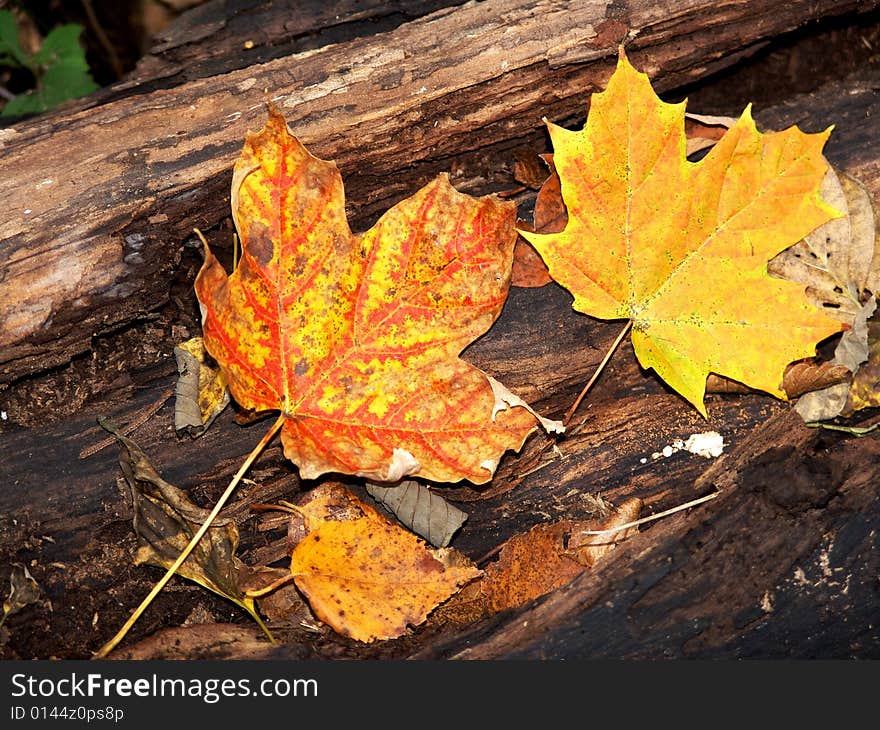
34,24,90,68
0,9,29,67
1,91,43,117
1,20,97,117
40,59,99,106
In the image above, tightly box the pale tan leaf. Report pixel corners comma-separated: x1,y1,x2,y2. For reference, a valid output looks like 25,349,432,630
769,168,877,322
173,336,230,437
795,296,876,421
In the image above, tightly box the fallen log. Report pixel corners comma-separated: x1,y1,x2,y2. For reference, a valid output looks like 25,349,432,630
1,0,876,385
0,3,878,661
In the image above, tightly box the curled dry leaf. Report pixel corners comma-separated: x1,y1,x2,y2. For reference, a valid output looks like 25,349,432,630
196,104,555,485
283,483,480,642
366,479,468,548
1,563,44,628
437,497,642,624
101,420,273,641
173,336,230,437
512,153,559,288
795,297,877,421
684,112,739,157
519,48,841,415
842,303,880,415
566,497,643,567
706,359,852,398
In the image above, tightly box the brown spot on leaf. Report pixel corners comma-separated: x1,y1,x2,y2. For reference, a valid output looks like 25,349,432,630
246,222,274,268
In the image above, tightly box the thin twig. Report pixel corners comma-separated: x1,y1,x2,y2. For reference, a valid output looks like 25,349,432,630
80,0,124,80
577,491,721,537
806,420,880,436
93,411,286,658
79,388,174,459
564,319,632,426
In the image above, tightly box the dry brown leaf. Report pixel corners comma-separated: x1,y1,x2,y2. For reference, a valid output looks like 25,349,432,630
101,420,273,641
512,148,551,189
512,153,559,288
437,498,642,624
173,336,230,437
365,479,468,547
511,238,553,288
480,520,584,614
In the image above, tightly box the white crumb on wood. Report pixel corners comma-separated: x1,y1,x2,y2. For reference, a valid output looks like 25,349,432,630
651,431,725,460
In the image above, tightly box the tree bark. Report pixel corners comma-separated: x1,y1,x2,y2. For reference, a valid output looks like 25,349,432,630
0,1,878,661
1,0,875,384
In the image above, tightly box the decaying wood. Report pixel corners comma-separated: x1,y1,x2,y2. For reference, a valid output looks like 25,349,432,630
410,409,880,658
128,0,465,87
1,0,876,384
1,2,879,661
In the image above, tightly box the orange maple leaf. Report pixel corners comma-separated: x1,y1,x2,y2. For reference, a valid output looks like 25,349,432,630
519,49,843,415
196,106,552,484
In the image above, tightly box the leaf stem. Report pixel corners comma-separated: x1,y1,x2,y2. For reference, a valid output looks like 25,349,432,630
564,319,633,426
577,490,720,537
93,411,286,658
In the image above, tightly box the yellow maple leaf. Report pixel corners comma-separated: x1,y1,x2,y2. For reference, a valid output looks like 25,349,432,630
519,48,843,415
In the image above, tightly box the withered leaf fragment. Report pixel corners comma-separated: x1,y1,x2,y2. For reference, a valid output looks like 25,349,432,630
1,563,43,628
684,112,739,157
173,336,230,437
366,479,468,547
100,419,273,641
437,498,642,624
480,520,584,614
